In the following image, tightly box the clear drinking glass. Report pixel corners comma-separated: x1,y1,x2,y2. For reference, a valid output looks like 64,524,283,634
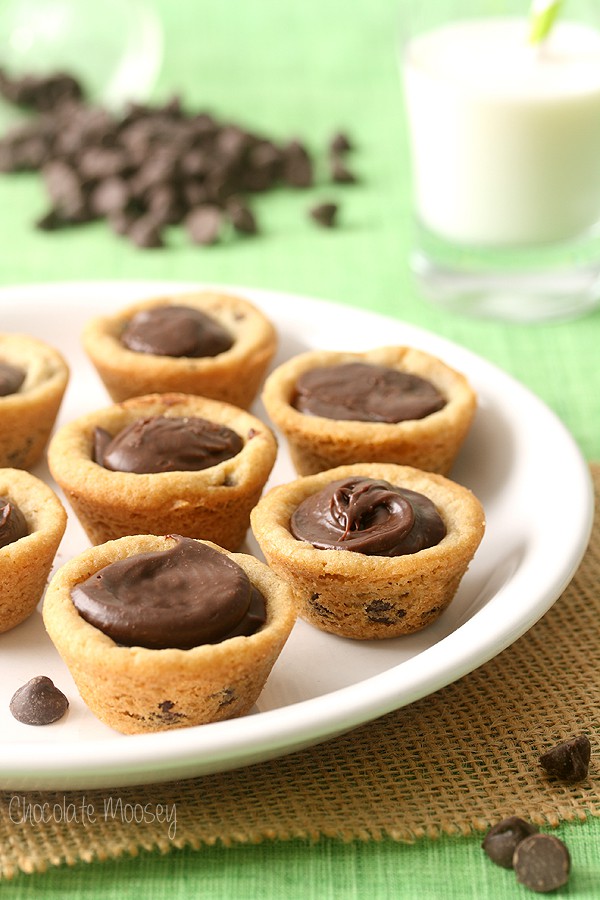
399,0,600,322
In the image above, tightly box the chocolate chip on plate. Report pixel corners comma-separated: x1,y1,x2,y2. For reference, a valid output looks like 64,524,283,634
10,675,69,725
482,816,539,869
539,734,591,783
513,833,571,893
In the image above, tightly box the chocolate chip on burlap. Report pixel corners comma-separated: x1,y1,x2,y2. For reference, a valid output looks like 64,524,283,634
539,734,591,784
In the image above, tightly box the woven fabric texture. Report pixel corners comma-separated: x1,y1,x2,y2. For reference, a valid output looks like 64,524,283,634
0,465,597,880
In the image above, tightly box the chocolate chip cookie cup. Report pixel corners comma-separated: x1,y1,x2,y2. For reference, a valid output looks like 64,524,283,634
82,291,277,408
42,535,296,734
47,392,277,549
261,347,476,476
0,468,67,633
251,463,485,640
0,333,69,469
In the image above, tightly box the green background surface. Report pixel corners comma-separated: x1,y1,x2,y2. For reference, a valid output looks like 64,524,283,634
1,0,599,896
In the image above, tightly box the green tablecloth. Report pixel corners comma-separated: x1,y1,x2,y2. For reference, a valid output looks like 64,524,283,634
0,0,599,895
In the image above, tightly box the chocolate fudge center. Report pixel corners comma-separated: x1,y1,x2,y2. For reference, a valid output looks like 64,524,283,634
121,305,233,357
290,476,446,556
94,415,243,474
71,536,266,649
293,361,446,422
0,362,26,397
0,496,29,548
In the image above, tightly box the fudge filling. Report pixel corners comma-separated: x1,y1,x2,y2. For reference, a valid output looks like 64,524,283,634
71,536,266,649
0,496,28,548
290,476,446,556
293,361,446,422
94,415,243,474
0,362,26,397
121,305,233,357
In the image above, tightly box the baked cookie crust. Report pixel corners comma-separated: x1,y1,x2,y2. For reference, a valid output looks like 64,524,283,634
0,333,69,469
251,462,485,639
83,291,277,408
0,468,67,633
43,535,296,734
47,392,277,549
261,346,477,475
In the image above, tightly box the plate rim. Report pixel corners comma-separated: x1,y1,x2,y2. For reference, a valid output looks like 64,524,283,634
0,279,593,789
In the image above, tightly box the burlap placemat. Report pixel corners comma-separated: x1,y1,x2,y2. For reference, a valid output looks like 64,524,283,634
1,465,599,879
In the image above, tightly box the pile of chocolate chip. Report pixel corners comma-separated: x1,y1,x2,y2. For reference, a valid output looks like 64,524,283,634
0,68,355,247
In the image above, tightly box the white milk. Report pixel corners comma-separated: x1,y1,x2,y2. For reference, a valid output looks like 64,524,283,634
403,18,600,247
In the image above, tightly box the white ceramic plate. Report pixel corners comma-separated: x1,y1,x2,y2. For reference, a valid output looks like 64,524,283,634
0,281,593,790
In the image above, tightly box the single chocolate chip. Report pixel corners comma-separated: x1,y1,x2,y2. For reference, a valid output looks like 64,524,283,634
482,816,539,869
329,131,352,154
513,834,571,893
228,199,258,235
89,176,131,216
309,202,338,228
108,209,138,236
127,214,164,248
540,734,591,783
331,157,356,184
42,159,87,217
36,208,73,231
282,140,313,188
10,676,69,725
186,205,222,245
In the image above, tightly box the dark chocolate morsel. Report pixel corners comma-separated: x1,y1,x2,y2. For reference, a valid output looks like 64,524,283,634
293,361,446,423
331,158,356,183
121,305,233,358
0,496,29,548
94,415,243,474
185,205,222,245
10,676,69,725
282,140,313,187
329,132,352,154
309,202,338,228
481,816,539,869
0,361,26,396
228,199,258,235
290,476,446,556
0,68,84,111
539,734,591,783
71,535,266,649
513,834,571,893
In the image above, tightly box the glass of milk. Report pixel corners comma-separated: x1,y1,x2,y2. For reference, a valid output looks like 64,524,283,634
400,0,600,321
